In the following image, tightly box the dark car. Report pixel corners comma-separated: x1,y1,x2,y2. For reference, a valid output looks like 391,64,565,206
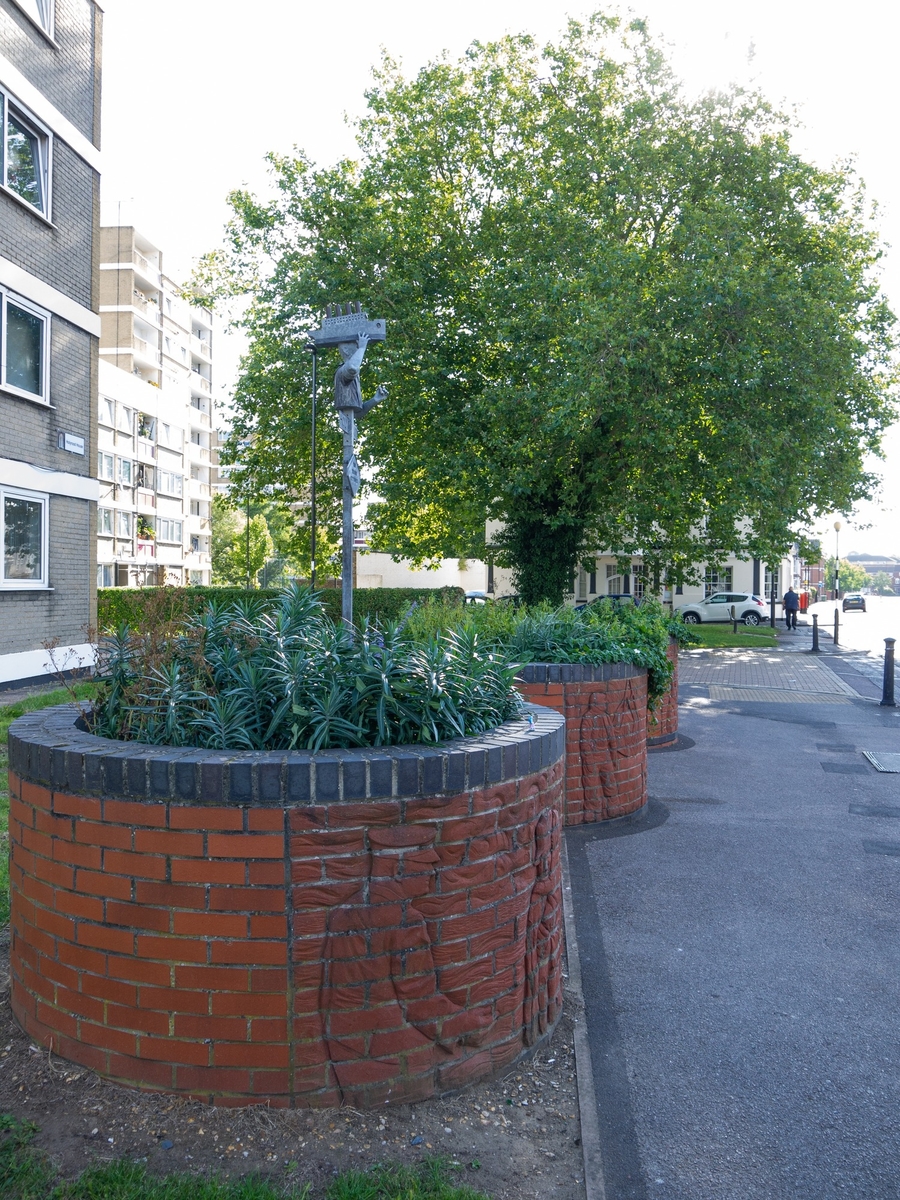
842,593,867,613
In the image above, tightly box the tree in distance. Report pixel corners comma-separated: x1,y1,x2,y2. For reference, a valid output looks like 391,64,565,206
870,570,897,596
211,495,274,587
823,556,870,595
196,12,897,604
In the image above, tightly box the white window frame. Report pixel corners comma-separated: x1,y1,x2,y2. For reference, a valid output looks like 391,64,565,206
1,485,48,589
704,566,734,598
116,510,132,538
116,457,134,486
8,0,55,39
0,87,52,220
97,507,113,535
0,287,50,404
158,471,183,498
98,396,115,427
98,452,114,481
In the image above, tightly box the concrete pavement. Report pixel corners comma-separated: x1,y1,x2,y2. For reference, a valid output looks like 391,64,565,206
568,650,900,1199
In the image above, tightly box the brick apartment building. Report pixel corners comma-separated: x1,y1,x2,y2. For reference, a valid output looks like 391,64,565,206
0,0,101,687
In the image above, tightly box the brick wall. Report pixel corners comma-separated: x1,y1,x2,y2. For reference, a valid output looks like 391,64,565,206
7,705,565,1108
0,0,101,144
516,662,648,825
0,494,93,657
647,640,679,747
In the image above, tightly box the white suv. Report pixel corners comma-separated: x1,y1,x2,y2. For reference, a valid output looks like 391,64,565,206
676,592,769,626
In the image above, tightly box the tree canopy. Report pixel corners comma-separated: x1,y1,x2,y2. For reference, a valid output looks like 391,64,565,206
197,12,897,604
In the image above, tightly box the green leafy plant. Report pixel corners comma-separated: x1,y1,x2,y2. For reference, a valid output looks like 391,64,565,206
404,596,685,701
92,584,521,751
97,586,464,634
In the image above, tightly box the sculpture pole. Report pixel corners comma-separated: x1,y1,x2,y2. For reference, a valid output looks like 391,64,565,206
309,304,387,629
341,412,355,626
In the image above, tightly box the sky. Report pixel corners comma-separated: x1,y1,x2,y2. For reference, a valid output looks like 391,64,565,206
99,0,900,557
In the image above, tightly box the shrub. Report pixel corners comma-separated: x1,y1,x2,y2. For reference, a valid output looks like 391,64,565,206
93,585,520,751
97,586,464,633
405,596,681,701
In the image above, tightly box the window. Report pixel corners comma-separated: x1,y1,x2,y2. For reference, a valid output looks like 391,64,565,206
136,463,155,490
97,507,113,535
159,423,183,449
98,396,115,427
116,406,133,434
704,566,733,598
117,458,133,486
1,288,48,402
97,563,115,587
1,89,50,216
633,564,647,600
157,518,183,542
764,565,780,601
10,0,54,35
98,452,114,480
116,511,132,538
1,486,47,587
137,413,156,440
157,471,183,497
190,535,200,553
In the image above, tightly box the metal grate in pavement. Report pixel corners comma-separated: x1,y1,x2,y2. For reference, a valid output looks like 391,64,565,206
862,752,900,774
708,686,853,704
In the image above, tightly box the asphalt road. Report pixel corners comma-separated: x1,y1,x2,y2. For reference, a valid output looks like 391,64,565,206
807,596,900,657
568,661,900,1200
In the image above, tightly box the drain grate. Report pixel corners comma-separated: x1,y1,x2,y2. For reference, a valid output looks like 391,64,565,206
862,752,900,773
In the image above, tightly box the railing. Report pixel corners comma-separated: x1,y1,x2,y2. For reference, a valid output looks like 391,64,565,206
191,371,211,394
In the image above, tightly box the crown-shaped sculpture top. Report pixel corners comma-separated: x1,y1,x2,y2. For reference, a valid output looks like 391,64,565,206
311,302,387,348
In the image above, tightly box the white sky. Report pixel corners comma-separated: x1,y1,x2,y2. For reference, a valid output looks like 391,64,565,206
99,0,900,557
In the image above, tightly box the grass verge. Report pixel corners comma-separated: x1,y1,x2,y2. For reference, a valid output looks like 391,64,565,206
0,684,97,927
0,1115,491,1200
687,624,778,648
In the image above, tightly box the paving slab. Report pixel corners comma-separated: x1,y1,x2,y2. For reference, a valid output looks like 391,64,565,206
568,683,900,1200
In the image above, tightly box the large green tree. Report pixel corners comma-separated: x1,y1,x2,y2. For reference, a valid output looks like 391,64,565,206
197,13,897,603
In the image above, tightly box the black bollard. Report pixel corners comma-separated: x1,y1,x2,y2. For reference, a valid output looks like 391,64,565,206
833,608,839,647
811,613,820,653
882,638,896,707
731,605,738,634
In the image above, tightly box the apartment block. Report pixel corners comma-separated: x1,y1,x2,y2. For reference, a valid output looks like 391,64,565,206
98,226,214,587
0,0,102,686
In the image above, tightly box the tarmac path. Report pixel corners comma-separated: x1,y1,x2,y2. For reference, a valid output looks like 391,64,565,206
567,650,900,1200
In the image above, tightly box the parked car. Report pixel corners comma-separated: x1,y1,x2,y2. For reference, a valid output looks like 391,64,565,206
676,592,768,626
842,593,867,613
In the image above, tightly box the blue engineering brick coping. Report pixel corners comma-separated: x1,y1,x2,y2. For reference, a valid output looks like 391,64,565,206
8,703,565,806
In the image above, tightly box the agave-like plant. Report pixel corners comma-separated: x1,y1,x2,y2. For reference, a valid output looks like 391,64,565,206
92,583,524,751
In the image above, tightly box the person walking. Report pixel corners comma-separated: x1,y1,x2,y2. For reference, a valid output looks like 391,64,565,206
783,585,801,630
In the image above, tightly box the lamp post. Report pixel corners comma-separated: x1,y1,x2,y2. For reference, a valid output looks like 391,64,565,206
834,519,842,600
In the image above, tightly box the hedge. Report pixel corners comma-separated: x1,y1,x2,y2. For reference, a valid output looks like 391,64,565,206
97,585,465,633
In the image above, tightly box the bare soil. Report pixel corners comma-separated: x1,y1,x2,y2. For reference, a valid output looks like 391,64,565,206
0,939,586,1199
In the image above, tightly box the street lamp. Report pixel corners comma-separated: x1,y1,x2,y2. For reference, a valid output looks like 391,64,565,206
834,520,842,600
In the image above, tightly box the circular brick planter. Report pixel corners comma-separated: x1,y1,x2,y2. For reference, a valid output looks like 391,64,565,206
6,704,566,1109
647,640,679,748
515,663,647,825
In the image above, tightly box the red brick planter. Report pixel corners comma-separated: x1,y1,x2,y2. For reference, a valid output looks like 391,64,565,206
516,663,647,825
6,705,565,1108
647,640,679,748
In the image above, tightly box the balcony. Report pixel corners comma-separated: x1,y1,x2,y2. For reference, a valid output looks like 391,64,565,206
132,336,161,368
191,335,212,359
187,442,210,464
137,439,156,464
132,250,161,288
188,478,210,499
136,488,156,511
136,540,156,560
191,371,211,395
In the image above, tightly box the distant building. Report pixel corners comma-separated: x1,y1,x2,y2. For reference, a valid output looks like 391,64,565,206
845,552,900,592
98,226,215,586
0,0,103,687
